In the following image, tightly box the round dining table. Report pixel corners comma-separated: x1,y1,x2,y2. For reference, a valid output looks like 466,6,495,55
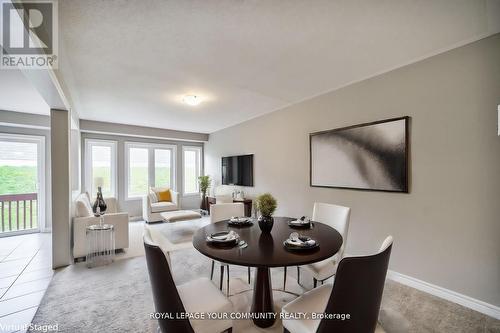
192,216,343,328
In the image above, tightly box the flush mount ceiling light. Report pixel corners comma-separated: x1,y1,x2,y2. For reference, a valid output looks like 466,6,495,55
183,95,202,106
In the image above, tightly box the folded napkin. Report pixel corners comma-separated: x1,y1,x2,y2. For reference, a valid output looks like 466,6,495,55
290,216,311,225
230,216,249,223
286,234,316,247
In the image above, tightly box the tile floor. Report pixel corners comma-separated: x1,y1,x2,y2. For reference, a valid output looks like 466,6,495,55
0,232,53,333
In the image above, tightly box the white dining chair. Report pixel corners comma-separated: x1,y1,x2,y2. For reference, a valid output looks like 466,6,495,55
295,202,351,288
282,236,393,333
215,195,233,203
210,203,245,224
209,203,250,295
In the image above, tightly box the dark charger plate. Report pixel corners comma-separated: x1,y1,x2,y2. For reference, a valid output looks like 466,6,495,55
206,231,239,248
287,221,312,228
227,218,254,227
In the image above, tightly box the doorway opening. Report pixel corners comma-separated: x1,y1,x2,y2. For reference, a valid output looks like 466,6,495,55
0,133,46,237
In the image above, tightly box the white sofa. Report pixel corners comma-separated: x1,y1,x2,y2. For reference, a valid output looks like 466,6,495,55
73,192,129,259
142,190,180,223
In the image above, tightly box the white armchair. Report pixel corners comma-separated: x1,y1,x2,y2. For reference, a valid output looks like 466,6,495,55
142,189,180,223
72,192,129,259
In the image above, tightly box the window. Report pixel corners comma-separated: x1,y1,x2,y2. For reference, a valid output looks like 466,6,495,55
125,142,176,199
183,146,201,195
154,149,172,188
128,147,149,198
85,139,117,198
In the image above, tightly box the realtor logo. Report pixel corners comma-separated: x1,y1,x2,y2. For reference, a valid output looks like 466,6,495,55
1,0,58,69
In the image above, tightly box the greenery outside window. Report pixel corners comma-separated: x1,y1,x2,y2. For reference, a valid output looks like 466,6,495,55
84,139,117,198
125,142,176,199
183,146,202,195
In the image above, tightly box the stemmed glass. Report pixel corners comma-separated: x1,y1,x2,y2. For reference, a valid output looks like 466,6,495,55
94,206,104,226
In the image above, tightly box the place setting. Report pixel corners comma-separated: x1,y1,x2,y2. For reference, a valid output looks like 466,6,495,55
227,216,254,227
283,231,320,252
206,230,248,249
287,216,313,228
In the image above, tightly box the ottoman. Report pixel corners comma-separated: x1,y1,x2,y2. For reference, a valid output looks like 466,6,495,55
160,210,202,223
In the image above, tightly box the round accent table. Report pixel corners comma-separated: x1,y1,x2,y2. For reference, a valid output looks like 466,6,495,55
86,224,115,268
192,217,343,328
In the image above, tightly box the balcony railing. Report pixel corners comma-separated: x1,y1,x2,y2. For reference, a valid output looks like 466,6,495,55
0,193,38,234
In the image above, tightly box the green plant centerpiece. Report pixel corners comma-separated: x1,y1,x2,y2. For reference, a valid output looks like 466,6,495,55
198,175,211,211
256,193,277,233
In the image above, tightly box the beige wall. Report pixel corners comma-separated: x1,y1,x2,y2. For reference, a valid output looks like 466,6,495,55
205,34,500,307
51,109,71,268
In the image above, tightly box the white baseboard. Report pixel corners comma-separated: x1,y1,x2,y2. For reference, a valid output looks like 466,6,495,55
387,270,500,320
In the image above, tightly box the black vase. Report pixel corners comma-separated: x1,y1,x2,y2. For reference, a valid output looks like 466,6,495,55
258,215,274,233
200,192,208,211
92,187,107,215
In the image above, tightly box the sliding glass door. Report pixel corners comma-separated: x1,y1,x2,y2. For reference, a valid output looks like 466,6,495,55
0,134,45,236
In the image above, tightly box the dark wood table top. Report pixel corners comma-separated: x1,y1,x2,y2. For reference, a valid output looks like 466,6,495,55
192,216,343,268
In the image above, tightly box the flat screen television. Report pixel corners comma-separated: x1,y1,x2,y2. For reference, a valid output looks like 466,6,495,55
222,154,254,186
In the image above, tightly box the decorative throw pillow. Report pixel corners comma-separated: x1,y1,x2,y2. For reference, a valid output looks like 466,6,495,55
76,198,92,217
150,187,167,195
148,191,158,203
157,189,172,202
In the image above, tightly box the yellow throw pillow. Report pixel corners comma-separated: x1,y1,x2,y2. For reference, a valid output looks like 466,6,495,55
157,189,172,202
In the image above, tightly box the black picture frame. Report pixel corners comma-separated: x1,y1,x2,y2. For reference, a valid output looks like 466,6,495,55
309,116,410,193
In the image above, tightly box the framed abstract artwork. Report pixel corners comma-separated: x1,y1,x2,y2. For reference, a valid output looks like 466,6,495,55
310,116,409,192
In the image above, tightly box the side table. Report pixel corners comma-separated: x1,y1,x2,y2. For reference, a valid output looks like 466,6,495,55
86,224,115,268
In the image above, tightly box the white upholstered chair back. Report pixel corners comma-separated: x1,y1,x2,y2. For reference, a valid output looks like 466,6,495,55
143,225,154,246
379,235,393,253
210,203,245,223
143,225,172,267
312,202,351,258
215,195,233,203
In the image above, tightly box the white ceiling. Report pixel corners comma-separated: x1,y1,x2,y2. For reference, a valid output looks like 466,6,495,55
0,69,49,115
59,0,500,134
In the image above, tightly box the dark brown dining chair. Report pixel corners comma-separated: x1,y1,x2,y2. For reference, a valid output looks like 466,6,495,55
282,236,393,333
144,228,233,333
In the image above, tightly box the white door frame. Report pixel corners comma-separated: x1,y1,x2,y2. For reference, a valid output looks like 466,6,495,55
0,133,45,236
